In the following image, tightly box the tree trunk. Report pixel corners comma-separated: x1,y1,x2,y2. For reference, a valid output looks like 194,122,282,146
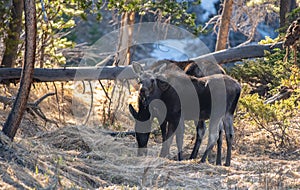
2,0,36,140
215,0,234,51
116,11,135,66
1,0,24,68
280,0,296,28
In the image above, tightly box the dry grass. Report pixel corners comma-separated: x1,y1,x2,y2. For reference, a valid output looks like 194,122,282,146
0,124,299,189
0,83,299,189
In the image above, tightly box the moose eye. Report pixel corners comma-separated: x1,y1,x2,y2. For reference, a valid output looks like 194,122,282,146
157,79,164,84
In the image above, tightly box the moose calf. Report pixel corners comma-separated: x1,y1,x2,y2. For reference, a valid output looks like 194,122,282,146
130,59,225,160
130,62,241,166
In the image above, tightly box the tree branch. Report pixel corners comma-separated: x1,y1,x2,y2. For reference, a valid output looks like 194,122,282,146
0,93,57,124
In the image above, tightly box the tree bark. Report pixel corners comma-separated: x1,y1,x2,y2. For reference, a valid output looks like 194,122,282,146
2,0,36,140
215,0,233,51
1,0,24,68
280,0,296,28
0,43,283,83
194,42,283,65
0,66,137,82
116,11,135,66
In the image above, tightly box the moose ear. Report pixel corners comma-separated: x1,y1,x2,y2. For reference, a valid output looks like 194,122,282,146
132,61,144,76
158,63,167,73
129,104,138,119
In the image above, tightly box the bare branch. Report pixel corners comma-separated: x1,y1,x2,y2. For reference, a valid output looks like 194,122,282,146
82,81,93,126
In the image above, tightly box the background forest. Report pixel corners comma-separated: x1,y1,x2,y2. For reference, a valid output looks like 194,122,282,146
0,0,299,189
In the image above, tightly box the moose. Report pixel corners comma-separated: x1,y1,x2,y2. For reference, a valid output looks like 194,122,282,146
129,60,241,166
130,59,225,158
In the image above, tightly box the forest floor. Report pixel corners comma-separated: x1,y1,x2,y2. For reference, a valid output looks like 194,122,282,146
0,83,299,189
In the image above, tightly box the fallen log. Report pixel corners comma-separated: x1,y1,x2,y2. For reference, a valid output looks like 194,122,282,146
0,66,137,83
192,42,283,64
0,43,283,82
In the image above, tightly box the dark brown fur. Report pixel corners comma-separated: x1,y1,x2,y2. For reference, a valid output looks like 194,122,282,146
151,59,225,77
130,61,239,166
155,72,241,165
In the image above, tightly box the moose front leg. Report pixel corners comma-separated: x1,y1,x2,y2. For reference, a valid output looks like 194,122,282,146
159,120,168,157
159,119,178,159
136,132,150,156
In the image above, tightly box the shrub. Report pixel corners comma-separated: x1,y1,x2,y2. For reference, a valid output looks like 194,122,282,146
229,40,300,151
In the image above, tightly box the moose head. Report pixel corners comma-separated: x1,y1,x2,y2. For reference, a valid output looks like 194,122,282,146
131,62,170,107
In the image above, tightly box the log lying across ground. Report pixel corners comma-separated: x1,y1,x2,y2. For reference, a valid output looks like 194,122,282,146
0,43,283,82
0,66,137,82
191,42,283,64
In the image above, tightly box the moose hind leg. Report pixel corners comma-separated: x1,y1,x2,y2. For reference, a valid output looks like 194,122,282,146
216,123,223,165
224,115,234,166
175,117,185,161
200,118,221,164
159,122,175,158
160,120,167,142
190,120,206,159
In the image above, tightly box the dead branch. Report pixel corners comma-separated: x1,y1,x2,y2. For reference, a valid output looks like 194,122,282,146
105,131,136,137
82,81,93,126
52,82,61,121
104,129,161,137
98,80,111,101
0,96,13,108
264,87,294,104
32,92,55,106
0,93,57,124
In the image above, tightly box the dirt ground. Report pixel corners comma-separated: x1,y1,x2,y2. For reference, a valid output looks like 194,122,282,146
0,83,299,189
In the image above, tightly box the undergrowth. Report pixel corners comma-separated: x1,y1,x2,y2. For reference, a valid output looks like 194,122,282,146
229,38,300,152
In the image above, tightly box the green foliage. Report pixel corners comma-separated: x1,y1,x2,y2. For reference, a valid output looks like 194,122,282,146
0,0,10,36
0,0,104,67
287,7,300,22
239,91,299,148
2,0,204,67
35,0,85,67
229,37,300,150
107,0,202,34
278,7,300,34
230,50,290,95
